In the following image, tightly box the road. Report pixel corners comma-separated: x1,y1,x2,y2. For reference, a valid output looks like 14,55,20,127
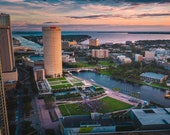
15,65,42,135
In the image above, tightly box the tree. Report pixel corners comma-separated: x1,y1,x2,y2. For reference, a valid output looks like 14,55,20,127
21,121,37,135
167,58,170,62
44,95,55,109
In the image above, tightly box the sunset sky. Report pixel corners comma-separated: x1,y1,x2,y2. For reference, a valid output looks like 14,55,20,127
1,0,170,31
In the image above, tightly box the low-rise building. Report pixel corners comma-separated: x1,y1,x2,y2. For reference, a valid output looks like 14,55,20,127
62,41,77,49
130,108,170,130
62,55,76,63
135,54,143,62
140,72,168,83
70,44,90,50
34,66,45,81
59,114,115,135
62,51,74,57
62,41,70,49
155,48,166,56
126,41,133,45
117,55,132,64
144,51,155,61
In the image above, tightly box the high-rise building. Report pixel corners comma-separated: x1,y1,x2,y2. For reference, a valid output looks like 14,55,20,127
42,24,62,78
0,13,17,86
0,13,15,72
0,59,10,135
92,49,109,58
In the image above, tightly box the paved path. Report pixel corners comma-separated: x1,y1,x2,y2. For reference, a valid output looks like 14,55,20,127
55,106,63,118
36,98,61,135
65,77,73,85
53,75,145,121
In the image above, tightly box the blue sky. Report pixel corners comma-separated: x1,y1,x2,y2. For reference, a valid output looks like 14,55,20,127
1,0,170,31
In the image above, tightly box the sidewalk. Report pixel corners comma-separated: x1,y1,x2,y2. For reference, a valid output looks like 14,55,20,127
35,98,61,135
55,106,63,118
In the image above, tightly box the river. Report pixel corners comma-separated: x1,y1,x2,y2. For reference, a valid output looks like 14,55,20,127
73,71,170,107
14,35,43,51
13,32,170,107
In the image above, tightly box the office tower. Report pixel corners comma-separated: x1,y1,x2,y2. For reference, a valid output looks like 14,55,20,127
0,13,15,72
0,13,17,87
92,49,109,58
0,59,10,135
42,24,62,78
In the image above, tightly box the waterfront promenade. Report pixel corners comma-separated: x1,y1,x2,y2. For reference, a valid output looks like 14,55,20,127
73,75,144,106
34,75,144,135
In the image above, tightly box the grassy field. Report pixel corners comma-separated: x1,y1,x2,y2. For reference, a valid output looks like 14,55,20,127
99,96,133,113
47,77,73,90
99,69,112,76
51,84,72,89
49,80,68,85
58,96,133,116
47,77,66,81
58,103,90,116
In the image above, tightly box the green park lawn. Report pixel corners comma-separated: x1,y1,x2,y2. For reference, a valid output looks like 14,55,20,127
98,61,111,66
47,77,73,90
99,96,133,113
58,103,90,116
99,69,112,76
47,77,66,82
58,96,133,116
51,83,72,90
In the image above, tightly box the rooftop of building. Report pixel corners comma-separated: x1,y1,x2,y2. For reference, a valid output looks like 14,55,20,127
87,131,170,135
33,66,44,71
61,115,115,128
0,13,9,17
131,108,170,126
140,72,167,80
42,22,60,27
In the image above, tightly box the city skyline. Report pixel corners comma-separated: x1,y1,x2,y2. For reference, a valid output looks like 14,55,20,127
0,0,170,31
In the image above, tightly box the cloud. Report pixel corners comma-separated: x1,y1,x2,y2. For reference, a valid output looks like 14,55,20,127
1,0,170,30
12,23,43,31
123,0,170,4
66,14,128,19
12,23,170,31
136,13,170,17
2,0,24,2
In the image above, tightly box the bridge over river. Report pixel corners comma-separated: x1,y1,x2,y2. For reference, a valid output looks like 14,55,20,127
64,66,108,72
64,67,96,72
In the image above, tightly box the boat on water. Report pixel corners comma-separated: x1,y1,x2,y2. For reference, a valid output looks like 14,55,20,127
164,91,170,98
90,79,95,82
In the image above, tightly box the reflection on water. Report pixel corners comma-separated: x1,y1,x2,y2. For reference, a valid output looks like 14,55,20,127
73,71,170,107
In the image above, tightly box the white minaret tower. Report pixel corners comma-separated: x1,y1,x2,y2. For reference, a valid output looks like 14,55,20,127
42,23,62,78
